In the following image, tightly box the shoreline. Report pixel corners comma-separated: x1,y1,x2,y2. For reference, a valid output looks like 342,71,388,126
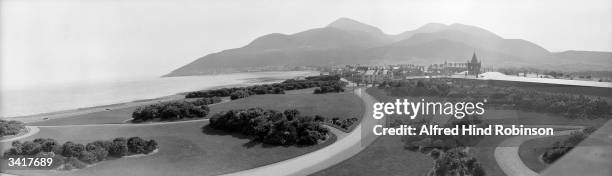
7,71,317,124
7,83,250,124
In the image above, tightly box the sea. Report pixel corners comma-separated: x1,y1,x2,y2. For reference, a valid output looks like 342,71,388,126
1,71,318,118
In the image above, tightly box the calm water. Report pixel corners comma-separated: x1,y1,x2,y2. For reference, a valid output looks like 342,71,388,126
1,71,318,117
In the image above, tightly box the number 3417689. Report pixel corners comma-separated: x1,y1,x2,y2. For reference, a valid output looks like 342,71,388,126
7,157,53,167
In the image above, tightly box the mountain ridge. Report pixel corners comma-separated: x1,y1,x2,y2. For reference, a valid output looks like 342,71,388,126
165,18,611,76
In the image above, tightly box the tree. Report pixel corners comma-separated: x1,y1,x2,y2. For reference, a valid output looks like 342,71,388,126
230,90,250,100
62,142,84,158
143,140,158,154
283,109,300,121
108,139,128,157
20,141,42,155
78,150,98,164
41,139,60,153
127,137,147,154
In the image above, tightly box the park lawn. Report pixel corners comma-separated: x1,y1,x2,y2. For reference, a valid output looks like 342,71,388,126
29,91,363,127
1,120,337,176
28,107,139,126
311,135,433,176
5,90,363,176
208,92,364,121
469,135,512,176
518,136,567,173
485,111,609,128
364,86,610,176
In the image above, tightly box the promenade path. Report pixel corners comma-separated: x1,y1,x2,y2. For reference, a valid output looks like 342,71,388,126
221,87,383,176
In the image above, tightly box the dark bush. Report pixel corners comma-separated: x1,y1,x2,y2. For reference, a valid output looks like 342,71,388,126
186,75,343,99
78,150,98,164
108,139,128,157
132,100,210,122
3,136,158,170
127,137,147,154
0,120,26,137
40,139,60,153
230,90,250,100
61,142,84,158
208,108,329,146
191,97,222,106
143,140,158,154
542,127,596,163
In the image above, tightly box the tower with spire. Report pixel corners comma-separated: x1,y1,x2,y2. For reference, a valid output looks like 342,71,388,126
467,52,481,77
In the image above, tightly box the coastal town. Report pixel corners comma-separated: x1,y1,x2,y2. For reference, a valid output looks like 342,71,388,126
2,1,611,175
328,52,485,85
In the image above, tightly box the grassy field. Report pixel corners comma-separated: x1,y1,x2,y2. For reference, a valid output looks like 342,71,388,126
309,88,433,176
311,135,433,176
361,86,610,176
29,91,363,126
2,121,336,176
4,91,363,176
207,92,364,121
517,136,567,173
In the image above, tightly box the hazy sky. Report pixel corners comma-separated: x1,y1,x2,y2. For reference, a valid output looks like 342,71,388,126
2,0,611,89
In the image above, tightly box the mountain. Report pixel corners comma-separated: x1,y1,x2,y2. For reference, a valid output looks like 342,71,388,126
165,18,611,76
327,17,385,37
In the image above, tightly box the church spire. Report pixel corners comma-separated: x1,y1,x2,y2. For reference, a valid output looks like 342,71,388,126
471,51,478,63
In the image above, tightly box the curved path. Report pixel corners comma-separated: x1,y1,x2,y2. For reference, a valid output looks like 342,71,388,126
0,126,40,143
221,87,383,176
1,87,379,176
494,125,584,176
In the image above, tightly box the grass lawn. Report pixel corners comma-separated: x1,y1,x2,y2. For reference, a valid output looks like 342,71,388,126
363,86,610,176
518,136,567,173
486,111,609,128
4,91,363,176
311,135,433,176
28,107,139,126
208,92,364,121
1,121,336,176
29,91,363,127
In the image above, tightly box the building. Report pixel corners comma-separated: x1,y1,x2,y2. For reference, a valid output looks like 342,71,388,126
362,70,376,84
467,52,481,76
427,52,482,76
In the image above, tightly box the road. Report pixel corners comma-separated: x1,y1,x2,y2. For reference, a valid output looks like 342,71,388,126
494,125,584,176
221,87,383,176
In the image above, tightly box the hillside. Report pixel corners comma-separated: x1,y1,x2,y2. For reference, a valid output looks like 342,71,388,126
165,18,611,76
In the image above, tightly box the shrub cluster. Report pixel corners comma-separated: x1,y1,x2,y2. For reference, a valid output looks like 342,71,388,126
429,148,486,176
208,108,330,146
0,120,26,137
379,79,611,119
329,117,359,130
403,116,486,152
504,89,610,119
313,82,346,94
185,75,345,99
191,97,222,106
132,101,210,122
542,127,596,163
3,137,158,169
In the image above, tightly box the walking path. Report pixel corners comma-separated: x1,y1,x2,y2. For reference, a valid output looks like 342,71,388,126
1,87,378,176
494,125,584,176
0,126,40,143
221,87,382,176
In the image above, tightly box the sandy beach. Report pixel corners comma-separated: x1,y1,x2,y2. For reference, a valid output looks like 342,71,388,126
5,74,309,124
